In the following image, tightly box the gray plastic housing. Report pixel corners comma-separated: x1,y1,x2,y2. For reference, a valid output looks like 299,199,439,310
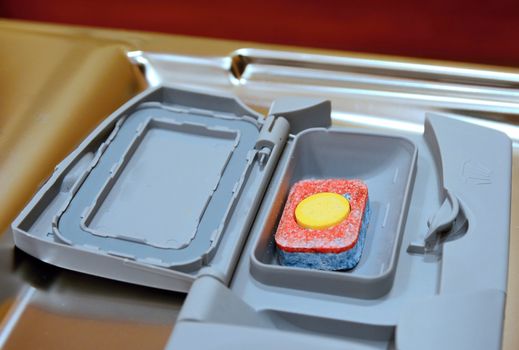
168,113,511,350
11,86,511,349
251,128,417,299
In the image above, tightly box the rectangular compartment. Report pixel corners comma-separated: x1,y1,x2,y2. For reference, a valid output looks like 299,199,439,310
51,102,267,271
250,128,417,298
84,119,239,250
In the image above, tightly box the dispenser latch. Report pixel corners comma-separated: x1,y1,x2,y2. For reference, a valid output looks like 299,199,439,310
408,189,462,254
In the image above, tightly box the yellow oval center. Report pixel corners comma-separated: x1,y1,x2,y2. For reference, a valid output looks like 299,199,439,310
295,192,350,230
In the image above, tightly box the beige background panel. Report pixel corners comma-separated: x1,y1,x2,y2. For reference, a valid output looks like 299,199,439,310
0,26,145,232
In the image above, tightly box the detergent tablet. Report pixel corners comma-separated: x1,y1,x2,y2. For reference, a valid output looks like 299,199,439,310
275,179,370,270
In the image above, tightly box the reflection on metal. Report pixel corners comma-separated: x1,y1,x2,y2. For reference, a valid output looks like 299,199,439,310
0,287,35,349
332,111,424,133
128,49,519,142
230,48,519,87
128,51,162,87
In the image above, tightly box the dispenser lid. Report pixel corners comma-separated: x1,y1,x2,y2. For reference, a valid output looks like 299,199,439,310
11,85,331,292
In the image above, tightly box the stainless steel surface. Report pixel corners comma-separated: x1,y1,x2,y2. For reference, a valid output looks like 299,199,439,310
0,230,183,349
2,48,518,349
131,49,519,139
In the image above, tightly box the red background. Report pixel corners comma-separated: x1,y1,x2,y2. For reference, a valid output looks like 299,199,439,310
2,0,519,67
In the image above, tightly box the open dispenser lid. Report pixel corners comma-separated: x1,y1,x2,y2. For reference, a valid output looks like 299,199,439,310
11,86,330,292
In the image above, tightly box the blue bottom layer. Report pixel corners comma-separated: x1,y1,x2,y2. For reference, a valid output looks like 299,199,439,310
278,199,371,271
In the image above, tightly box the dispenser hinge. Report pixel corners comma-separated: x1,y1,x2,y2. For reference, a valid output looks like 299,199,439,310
255,115,290,165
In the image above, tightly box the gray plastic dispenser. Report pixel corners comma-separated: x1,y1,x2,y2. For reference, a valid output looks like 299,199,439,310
11,86,512,349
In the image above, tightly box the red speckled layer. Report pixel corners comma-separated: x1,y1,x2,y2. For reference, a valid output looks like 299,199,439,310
275,179,369,254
